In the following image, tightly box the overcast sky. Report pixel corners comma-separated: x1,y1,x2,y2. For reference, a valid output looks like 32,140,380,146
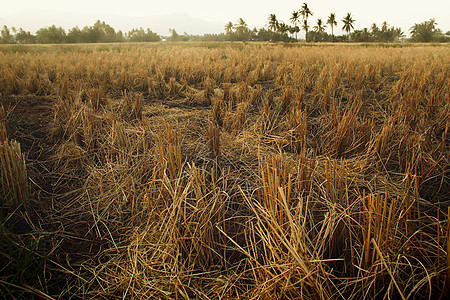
1,0,449,36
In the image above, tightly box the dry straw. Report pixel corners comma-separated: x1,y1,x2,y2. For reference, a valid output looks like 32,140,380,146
0,43,448,299
0,139,27,207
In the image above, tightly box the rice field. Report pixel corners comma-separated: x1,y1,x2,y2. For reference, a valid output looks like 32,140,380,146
0,42,449,299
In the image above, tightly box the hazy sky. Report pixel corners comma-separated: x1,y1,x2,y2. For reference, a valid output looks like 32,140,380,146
1,0,449,35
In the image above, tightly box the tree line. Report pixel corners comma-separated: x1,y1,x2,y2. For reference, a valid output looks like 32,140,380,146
0,20,161,44
1,4,449,44
256,3,448,42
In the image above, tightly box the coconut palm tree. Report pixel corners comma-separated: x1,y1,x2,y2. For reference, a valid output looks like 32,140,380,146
278,22,289,38
290,11,300,40
342,13,355,42
302,20,310,41
235,18,248,34
313,19,326,42
299,3,313,41
371,23,380,40
268,14,278,32
314,19,326,33
327,13,337,42
289,26,297,39
267,14,279,41
224,21,234,34
233,18,249,40
395,28,404,41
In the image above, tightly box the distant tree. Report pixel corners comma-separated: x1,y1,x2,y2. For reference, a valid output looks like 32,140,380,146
168,28,179,41
15,28,36,44
77,20,121,43
342,13,355,42
225,21,234,34
81,26,99,43
257,27,290,42
36,25,66,43
116,30,125,42
313,19,326,42
381,21,389,40
95,20,118,42
1,25,13,44
351,28,372,42
299,3,313,41
290,11,300,40
368,22,404,42
127,28,161,42
314,19,326,33
394,28,404,41
267,14,278,32
302,20,310,41
370,23,380,40
267,14,279,41
190,33,228,42
327,13,337,42
255,28,272,41
234,18,250,39
277,22,290,38
362,28,372,42
410,19,439,42
288,26,296,39
66,26,83,43
235,18,247,30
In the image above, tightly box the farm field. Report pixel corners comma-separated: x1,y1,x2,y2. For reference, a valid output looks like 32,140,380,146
0,42,449,299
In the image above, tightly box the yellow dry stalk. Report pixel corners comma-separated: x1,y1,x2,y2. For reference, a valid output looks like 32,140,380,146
331,97,362,157
211,97,224,127
286,105,307,153
0,105,7,142
0,139,27,206
247,84,262,108
203,76,214,104
111,120,129,151
359,191,403,273
87,85,107,111
207,122,220,158
121,91,143,120
258,153,292,228
155,121,183,181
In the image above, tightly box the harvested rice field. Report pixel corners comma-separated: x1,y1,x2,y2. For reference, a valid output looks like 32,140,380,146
0,42,449,299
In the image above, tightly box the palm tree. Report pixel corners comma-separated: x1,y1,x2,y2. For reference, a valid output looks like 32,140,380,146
290,11,300,40
371,23,380,40
342,13,355,42
235,18,248,34
314,19,326,33
299,3,313,41
278,22,289,38
233,18,249,40
289,26,297,39
224,21,234,34
267,14,279,41
302,20,309,41
395,28,404,41
313,19,326,42
327,13,337,42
